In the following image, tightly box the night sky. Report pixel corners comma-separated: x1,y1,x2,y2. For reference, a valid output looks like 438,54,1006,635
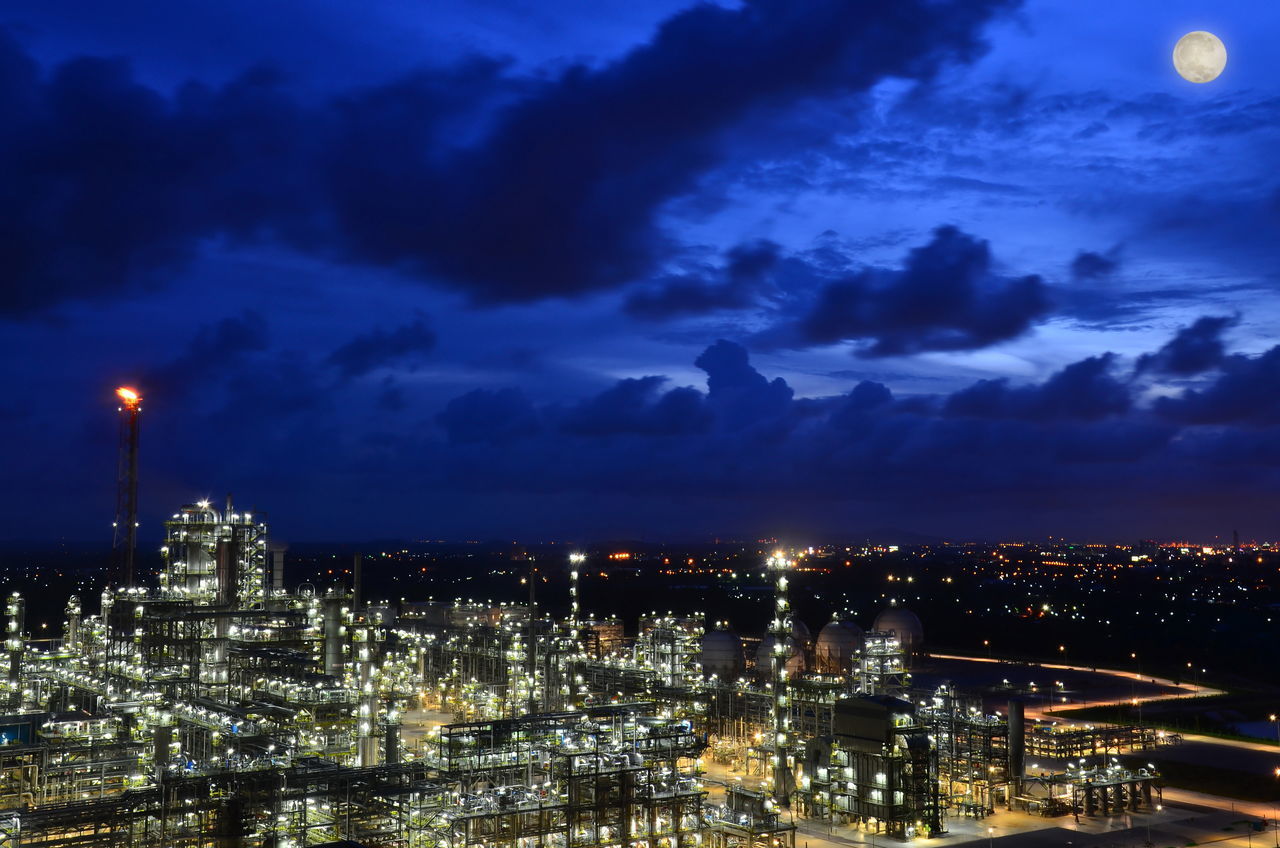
3,0,1279,544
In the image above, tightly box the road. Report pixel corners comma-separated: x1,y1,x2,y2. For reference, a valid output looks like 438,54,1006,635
926,653,1280,817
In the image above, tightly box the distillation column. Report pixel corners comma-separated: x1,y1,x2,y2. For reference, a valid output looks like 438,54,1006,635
768,555,795,805
354,623,379,767
6,594,24,691
64,595,81,649
323,597,345,678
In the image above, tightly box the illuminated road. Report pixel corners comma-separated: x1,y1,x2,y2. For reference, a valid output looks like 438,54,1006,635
925,652,1228,725
927,653,1280,818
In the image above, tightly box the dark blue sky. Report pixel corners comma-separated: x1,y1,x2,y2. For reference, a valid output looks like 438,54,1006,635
3,0,1279,543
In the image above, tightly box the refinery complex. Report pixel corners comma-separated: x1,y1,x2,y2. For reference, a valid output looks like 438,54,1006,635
0,531,1176,845
0,391,1193,847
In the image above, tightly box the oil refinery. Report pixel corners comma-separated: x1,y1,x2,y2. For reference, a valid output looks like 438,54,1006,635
0,519,1169,847
0,390,1173,847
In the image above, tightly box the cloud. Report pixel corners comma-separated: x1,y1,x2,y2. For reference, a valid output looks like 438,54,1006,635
765,226,1050,356
143,310,268,398
1155,346,1280,426
1135,315,1235,377
436,387,541,444
695,339,794,427
624,241,779,319
1069,248,1121,280
0,0,1020,316
327,315,437,378
944,354,1130,421
419,321,1280,537
22,319,1276,541
560,376,709,436
422,338,1259,537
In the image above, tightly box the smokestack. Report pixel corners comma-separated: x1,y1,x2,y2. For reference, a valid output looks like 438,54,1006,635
112,387,142,588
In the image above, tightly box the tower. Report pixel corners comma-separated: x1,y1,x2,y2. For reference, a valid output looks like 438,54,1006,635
767,552,796,805
112,387,142,588
568,552,585,635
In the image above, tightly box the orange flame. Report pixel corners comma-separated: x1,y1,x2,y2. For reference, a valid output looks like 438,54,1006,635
116,387,141,407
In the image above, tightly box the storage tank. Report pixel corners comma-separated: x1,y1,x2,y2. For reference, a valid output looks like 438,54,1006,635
700,626,744,680
872,606,924,655
814,614,864,673
755,635,806,678
790,618,813,650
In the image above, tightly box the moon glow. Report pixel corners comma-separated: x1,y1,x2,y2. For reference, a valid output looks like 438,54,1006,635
1173,31,1227,83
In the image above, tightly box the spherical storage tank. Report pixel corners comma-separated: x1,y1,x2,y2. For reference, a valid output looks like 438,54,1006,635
814,615,864,673
755,635,806,677
872,606,923,654
700,627,744,680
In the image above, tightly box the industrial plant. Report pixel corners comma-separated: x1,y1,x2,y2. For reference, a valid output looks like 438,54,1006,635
0,391,1168,847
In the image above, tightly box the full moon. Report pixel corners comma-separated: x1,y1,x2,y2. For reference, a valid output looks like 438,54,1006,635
1173,31,1227,83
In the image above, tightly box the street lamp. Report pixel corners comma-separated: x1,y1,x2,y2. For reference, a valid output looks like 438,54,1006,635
988,825,995,848
1269,714,1278,746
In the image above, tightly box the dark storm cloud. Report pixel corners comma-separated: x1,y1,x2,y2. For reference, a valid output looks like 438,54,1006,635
762,226,1050,357
695,339,794,426
1135,315,1236,377
1155,346,1280,427
436,388,541,445
624,241,780,320
0,32,318,315
1069,248,1121,280
0,0,1020,316
944,355,1129,421
382,0,1018,303
327,315,437,378
560,377,709,437
143,310,268,398
401,325,1280,539
425,338,1254,532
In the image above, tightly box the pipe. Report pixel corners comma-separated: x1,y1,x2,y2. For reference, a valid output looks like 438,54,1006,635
1007,699,1025,809
353,553,363,611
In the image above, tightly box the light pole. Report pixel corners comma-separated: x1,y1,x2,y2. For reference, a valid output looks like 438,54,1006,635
988,825,994,848
1269,714,1278,747
1146,804,1161,847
